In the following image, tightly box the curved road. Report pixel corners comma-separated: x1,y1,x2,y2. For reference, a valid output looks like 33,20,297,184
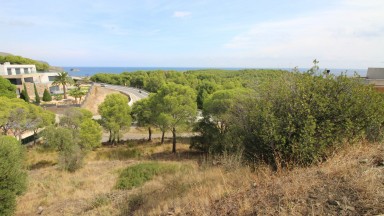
92,84,149,120
101,84,149,105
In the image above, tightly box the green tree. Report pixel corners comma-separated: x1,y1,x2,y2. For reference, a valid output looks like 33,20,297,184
42,89,52,102
131,98,153,141
69,88,86,104
151,83,197,153
98,94,132,144
78,119,102,151
33,83,40,104
20,83,29,102
0,136,27,216
52,72,74,99
0,77,16,99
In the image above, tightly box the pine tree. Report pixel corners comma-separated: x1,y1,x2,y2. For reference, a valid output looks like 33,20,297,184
34,83,40,104
42,89,52,102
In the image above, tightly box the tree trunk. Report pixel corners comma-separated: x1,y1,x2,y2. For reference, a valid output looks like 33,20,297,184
108,129,112,143
148,127,152,141
161,131,165,144
33,130,37,145
172,127,176,153
63,84,67,99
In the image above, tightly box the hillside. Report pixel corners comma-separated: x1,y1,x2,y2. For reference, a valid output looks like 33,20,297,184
16,140,383,215
0,52,63,72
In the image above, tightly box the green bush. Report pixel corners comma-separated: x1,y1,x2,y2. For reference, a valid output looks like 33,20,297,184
42,89,52,102
115,162,182,190
0,136,27,216
231,71,384,168
53,94,63,101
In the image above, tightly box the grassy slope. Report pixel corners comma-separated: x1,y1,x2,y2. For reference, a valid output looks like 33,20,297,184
17,139,383,216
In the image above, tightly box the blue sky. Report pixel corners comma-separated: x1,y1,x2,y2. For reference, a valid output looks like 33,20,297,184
1,0,383,68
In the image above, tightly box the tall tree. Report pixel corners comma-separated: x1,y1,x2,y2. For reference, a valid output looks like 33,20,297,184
98,94,131,144
52,72,74,99
131,98,153,141
151,83,197,153
20,83,29,102
0,76,16,99
33,83,40,104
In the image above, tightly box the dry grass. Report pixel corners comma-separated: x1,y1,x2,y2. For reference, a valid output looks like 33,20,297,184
16,141,383,216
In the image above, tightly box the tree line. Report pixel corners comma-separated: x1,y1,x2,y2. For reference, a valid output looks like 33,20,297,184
0,55,50,72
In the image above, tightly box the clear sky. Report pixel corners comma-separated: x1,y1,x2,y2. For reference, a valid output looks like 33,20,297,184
1,0,383,68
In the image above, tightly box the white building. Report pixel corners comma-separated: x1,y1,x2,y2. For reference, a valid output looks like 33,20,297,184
0,62,37,75
0,62,61,96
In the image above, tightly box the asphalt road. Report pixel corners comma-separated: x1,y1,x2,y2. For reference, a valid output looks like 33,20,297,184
93,84,149,120
102,84,149,105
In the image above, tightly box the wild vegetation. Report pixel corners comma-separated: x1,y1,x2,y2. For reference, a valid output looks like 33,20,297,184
0,55,50,71
0,62,383,215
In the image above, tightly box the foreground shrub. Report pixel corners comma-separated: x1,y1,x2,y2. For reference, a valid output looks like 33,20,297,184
231,70,384,168
116,162,183,190
0,136,27,216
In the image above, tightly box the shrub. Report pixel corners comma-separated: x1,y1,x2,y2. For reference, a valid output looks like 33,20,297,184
42,89,52,102
53,94,63,101
115,162,182,190
0,136,27,216
235,71,384,168
20,83,30,102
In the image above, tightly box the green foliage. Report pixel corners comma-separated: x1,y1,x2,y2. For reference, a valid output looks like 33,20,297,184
52,72,74,99
191,89,249,153
20,83,30,102
115,162,182,190
53,94,63,101
0,77,16,99
0,55,49,71
98,94,131,143
33,83,40,104
42,89,52,102
231,71,384,168
59,107,93,130
79,119,102,151
69,88,86,104
150,83,197,152
0,136,27,216
0,97,54,141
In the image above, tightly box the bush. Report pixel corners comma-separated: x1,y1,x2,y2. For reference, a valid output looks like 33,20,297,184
42,89,52,102
53,94,63,101
115,162,182,190
231,71,384,168
0,136,27,216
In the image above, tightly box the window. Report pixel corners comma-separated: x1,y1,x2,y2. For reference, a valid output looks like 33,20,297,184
15,68,21,74
48,76,58,81
7,68,12,75
24,68,29,74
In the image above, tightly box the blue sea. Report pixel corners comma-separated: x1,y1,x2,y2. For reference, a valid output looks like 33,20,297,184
62,67,367,77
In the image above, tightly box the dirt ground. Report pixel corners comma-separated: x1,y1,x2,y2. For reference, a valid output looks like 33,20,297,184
81,85,125,115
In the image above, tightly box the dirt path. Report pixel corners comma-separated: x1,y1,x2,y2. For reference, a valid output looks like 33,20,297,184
81,85,125,115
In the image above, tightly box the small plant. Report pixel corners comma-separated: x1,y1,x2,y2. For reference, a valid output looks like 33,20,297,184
53,94,63,101
42,89,52,102
115,162,181,190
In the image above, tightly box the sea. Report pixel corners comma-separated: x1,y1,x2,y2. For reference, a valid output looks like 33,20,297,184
62,67,367,77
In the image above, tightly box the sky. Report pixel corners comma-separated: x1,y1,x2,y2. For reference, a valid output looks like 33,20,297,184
1,0,383,69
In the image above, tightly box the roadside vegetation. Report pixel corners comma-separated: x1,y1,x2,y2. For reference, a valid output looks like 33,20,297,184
0,61,383,215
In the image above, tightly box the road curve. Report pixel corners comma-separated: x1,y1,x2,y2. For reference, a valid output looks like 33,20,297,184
101,84,149,105
93,84,149,120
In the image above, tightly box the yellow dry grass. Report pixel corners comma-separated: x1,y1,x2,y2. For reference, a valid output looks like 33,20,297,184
16,141,383,216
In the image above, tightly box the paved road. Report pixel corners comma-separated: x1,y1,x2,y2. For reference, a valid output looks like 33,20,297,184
102,84,149,105
93,84,149,120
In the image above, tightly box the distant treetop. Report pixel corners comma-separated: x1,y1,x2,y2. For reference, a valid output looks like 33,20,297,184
0,54,50,71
